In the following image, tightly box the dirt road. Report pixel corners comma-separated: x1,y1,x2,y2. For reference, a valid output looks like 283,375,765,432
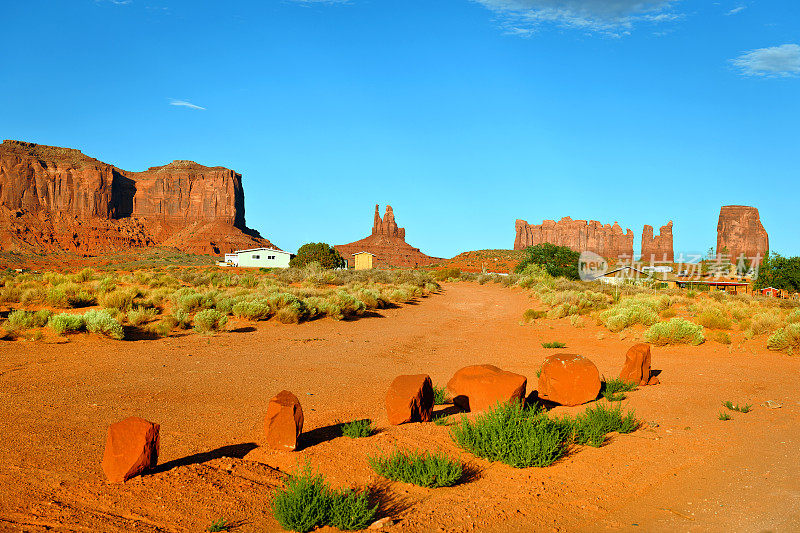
1,282,799,532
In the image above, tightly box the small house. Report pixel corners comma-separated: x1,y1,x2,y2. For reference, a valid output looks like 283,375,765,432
761,287,780,298
225,248,293,269
353,252,375,271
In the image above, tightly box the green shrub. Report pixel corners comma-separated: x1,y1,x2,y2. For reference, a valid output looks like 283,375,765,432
207,518,229,532
46,286,68,307
193,309,227,333
600,302,659,332
48,313,86,335
564,403,639,447
7,309,33,329
290,243,346,270
232,300,272,321
276,300,309,324
173,309,192,329
369,450,462,488
767,323,800,351
272,465,376,532
83,310,125,340
718,412,731,421
67,289,96,308
522,309,546,323
32,309,52,327
515,243,580,279
451,402,569,468
644,318,705,346
601,378,637,401
542,341,566,349
433,268,461,282
341,419,374,438
433,384,450,405
152,316,178,337
722,401,752,413
127,306,158,326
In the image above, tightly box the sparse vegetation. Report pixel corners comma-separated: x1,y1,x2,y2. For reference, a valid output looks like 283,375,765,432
718,412,732,421
340,419,374,439
272,465,376,532
542,341,566,349
368,450,463,488
723,401,752,413
83,309,125,340
48,313,85,335
601,378,638,402
193,309,228,333
433,384,450,405
207,518,230,532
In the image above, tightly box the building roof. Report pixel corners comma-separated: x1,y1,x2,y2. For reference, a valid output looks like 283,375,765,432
352,251,376,256
234,247,290,255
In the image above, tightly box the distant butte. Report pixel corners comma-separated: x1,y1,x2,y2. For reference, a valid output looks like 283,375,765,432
514,217,634,260
335,205,439,268
0,139,275,255
717,205,769,262
641,221,674,263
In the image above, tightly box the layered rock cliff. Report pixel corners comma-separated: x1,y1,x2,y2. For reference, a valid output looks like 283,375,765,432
717,205,769,262
335,205,440,268
0,140,275,255
641,221,674,263
514,217,634,260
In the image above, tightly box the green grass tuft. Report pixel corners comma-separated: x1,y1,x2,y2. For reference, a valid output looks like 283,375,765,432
718,412,732,421
207,518,230,532
272,465,376,532
341,419,374,438
644,318,705,346
368,450,462,488
541,341,566,349
433,384,450,405
723,401,752,413
601,377,638,401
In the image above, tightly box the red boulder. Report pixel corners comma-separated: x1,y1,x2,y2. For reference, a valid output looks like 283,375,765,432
102,416,160,483
385,374,434,425
447,364,527,412
264,390,304,451
537,354,601,406
620,343,659,386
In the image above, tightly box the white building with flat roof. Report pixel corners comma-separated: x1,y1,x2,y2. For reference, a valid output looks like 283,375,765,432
224,248,293,268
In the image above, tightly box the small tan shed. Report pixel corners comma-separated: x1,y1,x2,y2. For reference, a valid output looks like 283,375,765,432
353,252,375,270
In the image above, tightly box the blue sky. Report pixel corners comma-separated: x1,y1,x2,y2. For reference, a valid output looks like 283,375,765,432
3,0,798,259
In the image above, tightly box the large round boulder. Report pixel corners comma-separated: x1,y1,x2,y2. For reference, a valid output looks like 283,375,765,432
264,390,304,451
447,364,527,412
620,343,659,386
102,416,160,483
385,374,434,425
537,354,601,406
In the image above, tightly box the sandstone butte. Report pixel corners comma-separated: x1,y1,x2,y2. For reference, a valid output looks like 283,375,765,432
335,205,440,268
514,217,635,260
641,221,674,263
0,139,276,255
716,205,769,262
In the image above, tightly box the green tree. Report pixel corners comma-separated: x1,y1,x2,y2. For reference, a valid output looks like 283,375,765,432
753,253,800,292
290,243,346,269
514,243,580,280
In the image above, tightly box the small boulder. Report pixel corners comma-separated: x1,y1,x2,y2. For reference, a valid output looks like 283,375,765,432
102,416,160,483
537,354,601,406
264,390,304,451
447,364,527,412
620,343,659,386
386,374,434,425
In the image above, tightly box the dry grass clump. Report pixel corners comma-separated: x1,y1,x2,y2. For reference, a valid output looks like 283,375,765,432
127,306,158,326
767,323,800,352
697,307,733,330
744,311,783,338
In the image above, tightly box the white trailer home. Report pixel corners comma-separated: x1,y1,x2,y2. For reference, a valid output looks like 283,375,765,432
225,248,293,268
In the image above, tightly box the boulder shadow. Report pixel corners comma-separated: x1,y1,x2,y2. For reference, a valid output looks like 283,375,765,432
299,423,343,450
525,390,558,411
650,369,662,379
122,326,160,341
433,405,462,417
230,326,257,333
149,442,259,475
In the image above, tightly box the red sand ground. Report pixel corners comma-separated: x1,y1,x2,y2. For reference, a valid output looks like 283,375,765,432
2,282,799,532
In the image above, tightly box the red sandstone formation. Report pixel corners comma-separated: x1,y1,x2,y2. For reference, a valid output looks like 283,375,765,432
716,205,769,263
264,390,304,451
514,217,634,260
335,205,440,268
537,354,601,407
619,343,659,387
447,364,527,412
0,140,275,255
385,374,434,425
101,416,160,483
641,221,674,263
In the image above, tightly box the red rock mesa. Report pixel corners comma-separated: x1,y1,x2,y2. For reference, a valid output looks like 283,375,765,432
0,140,275,255
514,217,634,260
335,205,439,268
716,205,769,262
641,221,674,263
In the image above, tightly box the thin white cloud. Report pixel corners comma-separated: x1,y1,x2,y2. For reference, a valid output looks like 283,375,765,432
726,6,746,15
169,99,207,110
472,0,682,37
731,44,800,78
95,0,132,5
289,0,351,5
